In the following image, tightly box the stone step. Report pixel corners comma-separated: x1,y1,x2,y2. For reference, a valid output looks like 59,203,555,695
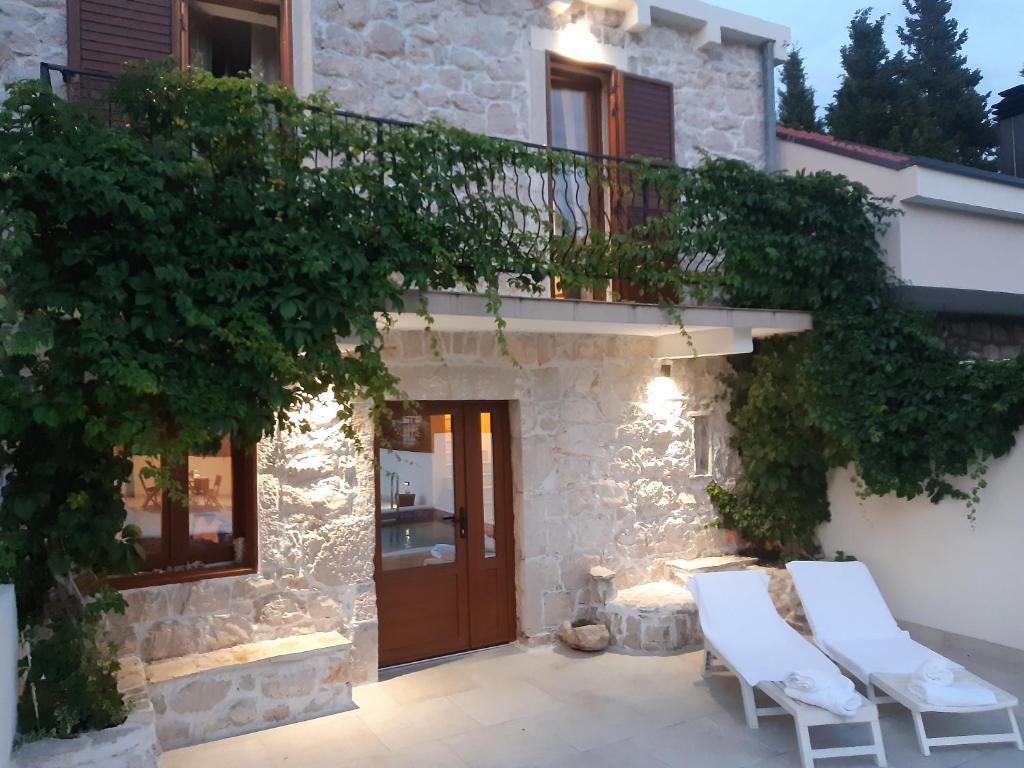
146,630,353,749
666,555,758,585
595,581,701,654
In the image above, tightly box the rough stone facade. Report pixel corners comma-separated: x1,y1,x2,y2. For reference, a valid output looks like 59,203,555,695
384,331,739,639
146,632,353,748
104,330,739,666
934,314,1024,360
313,0,767,167
0,0,65,99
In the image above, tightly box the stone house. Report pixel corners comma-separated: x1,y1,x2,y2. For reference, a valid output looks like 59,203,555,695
1,0,806,751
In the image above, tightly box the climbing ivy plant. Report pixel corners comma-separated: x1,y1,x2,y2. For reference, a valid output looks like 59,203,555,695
2,61,1023,734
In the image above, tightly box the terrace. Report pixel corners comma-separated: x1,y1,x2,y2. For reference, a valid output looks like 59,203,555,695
158,637,1024,768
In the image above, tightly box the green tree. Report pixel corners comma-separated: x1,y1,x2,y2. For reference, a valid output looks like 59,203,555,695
778,47,821,132
827,9,906,148
894,0,997,166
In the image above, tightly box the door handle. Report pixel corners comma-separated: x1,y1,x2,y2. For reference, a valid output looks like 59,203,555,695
457,506,467,539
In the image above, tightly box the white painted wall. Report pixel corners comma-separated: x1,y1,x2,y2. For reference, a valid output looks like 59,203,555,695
779,140,1024,297
0,585,15,768
820,444,1024,652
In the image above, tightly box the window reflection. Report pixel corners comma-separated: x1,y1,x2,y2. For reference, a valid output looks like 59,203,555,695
187,436,235,564
481,413,496,559
379,412,457,571
122,455,163,563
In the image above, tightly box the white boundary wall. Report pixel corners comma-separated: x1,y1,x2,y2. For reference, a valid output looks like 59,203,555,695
0,585,15,768
820,444,1024,653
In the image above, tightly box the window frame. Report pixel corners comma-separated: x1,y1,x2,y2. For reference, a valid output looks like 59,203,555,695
180,0,294,85
111,442,258,588
545,53,613,300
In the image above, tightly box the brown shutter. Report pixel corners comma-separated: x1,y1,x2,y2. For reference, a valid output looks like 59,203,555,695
613,72,675,162
610,72,676,302
68,0,181,73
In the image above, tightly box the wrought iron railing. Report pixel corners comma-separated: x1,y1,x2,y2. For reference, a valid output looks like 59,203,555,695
38,63,719,302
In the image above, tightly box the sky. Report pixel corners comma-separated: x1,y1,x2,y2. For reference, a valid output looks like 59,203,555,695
714,0,1022,114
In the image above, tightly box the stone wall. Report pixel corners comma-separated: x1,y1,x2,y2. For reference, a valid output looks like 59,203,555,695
384,331,739,640
0,0,65,99
934,314,1024,360
13,657,160,768
312,0,767,167
106,329,739,668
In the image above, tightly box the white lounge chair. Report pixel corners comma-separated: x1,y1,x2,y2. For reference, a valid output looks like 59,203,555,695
689,571,887,768
787,560,1023,756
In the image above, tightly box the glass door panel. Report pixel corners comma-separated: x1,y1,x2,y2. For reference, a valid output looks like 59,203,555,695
378,411,458,572
480,412,496,559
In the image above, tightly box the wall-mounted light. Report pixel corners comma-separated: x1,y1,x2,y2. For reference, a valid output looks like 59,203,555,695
643,361,683,423
546,1,571,16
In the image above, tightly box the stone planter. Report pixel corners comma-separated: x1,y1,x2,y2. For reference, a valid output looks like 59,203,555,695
555,621,610,652
1,585,15,768
12,657,160,768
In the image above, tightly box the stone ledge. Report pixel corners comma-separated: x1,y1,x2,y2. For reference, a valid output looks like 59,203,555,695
147,631,354,749
146,631,351,685
13,656,160,768
666,555,758,584
596,581,701,654
611,581,696,612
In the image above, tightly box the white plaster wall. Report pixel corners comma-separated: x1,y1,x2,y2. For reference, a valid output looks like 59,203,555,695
0,586,15,768
898,205,1024,295
820,448,1024,653
779,140,1024,296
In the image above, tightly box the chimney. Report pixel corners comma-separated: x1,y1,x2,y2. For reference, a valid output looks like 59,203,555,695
994,85,1024,177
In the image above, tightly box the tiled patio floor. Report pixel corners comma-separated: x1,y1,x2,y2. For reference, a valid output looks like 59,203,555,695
162,634,1024,768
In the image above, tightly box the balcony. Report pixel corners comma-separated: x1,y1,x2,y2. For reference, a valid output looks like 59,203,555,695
36,63,810,357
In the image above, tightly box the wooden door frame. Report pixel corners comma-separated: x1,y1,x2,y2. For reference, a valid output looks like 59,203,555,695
373,400,516,667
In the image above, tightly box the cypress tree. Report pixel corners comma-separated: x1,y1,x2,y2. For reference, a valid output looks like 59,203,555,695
778,48,821,132
826,9,905,149
895,0,997,167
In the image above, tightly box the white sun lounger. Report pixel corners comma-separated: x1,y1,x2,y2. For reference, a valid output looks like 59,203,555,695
787,560,1023,756
689,571,887,768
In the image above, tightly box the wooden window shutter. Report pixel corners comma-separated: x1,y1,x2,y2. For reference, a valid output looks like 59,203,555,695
612,72,675,162
68,0,181,74
610,72,676,302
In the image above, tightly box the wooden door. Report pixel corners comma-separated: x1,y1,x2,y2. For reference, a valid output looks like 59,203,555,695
375,401,515,667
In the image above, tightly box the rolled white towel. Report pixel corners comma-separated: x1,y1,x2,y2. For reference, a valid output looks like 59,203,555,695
430,543,456,561
907,681,997,707
914,660,954,687
784,685,864,717
785,670,854,695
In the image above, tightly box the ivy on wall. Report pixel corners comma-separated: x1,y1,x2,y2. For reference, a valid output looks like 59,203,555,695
2,62,1022,734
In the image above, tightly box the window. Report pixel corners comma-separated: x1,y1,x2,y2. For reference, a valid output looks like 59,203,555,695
692,414,712,477
547,56,610,301
119,436,257,583
185,0,292,84
67,0,292,84
545,54,675,303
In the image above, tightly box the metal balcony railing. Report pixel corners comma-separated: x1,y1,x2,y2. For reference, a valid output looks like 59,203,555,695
38,63,720,303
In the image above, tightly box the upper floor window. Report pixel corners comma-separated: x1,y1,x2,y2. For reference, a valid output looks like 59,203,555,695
546,54,675,303
67,0,292,84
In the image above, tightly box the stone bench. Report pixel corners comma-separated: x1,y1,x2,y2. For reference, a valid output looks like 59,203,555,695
586,556,809,654
145,630,353,748
596,580,701,654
